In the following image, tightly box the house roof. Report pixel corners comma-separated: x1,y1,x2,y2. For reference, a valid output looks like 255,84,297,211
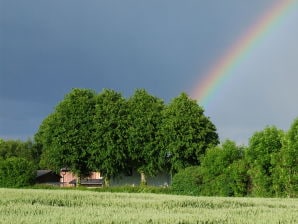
37,170,52,178
36,170,61,178
60,167,70,172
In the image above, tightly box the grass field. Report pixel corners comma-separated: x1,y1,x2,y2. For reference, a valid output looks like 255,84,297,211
0,188,297,224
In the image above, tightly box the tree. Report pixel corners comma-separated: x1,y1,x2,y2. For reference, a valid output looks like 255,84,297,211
36,88,96,184
35,112,62,170
0,140,24,159
0,139,41,165
0,157,36,187
245,126,284,197
90,89,129,185
273,118,298,197
160,93,219,173
126,89,165,185
198,140,246,196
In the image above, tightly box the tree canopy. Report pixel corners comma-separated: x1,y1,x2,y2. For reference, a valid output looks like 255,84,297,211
31,87,297,197
0,157,36,187
245,126,284,196
126,89,165,184
36,88,218,185
160,93,219,172
0,139,41,166
198,140,246,196
90,89,129,184
272,119,298,197
35,88,96,181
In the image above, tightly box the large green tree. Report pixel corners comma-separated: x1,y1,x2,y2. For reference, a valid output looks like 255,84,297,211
36,88,96,184
245,126,284,197
273,118,298,197
90,89,129,185
160,93,219,173
127,89,165,185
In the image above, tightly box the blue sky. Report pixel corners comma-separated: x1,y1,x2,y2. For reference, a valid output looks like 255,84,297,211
1,0,298,144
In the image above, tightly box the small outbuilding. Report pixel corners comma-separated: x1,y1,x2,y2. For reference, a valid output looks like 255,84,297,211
36,170,61,185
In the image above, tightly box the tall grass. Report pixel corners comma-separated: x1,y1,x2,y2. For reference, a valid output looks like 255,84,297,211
0,188,297,224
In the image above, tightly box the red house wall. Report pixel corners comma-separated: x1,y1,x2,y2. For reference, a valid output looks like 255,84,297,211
60,171,101,187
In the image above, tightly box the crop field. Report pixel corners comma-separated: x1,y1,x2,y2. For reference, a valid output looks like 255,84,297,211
0,188,297,224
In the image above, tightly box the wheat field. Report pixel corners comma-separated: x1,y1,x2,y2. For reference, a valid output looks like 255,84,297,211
0,188,297,224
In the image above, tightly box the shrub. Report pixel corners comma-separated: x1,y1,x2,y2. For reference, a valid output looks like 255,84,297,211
198,140,247,196
171,166,201,195
0,157,36,187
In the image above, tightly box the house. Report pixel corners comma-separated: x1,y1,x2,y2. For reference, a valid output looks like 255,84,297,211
36,170,61,185
59,168,171,187
60,168,103,187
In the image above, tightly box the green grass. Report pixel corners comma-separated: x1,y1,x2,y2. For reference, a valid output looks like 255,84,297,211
0,188,297,224
30,184,173,194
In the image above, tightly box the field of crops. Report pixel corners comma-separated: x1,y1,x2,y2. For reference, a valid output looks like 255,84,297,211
0,188,297,224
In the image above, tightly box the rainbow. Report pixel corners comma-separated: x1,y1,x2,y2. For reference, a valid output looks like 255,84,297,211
191,0,296,106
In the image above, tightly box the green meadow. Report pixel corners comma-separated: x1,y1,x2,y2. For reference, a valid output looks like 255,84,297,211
0,188,297,224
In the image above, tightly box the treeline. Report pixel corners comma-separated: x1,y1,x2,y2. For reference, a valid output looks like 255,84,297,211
0,139,41,164
0,88,297,197
0,139,39,187
34,88,219,185
172,124,298,197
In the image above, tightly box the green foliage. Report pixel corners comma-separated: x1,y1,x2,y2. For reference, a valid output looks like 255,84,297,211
90,89,129,181
171,166,201,195
245,126,284,197
226,159,250,197
0,139,40,188
0,157,36,187
36,113,62,170
160,93,219,172
35,89,220,187
198,140,247,196
283,118,298,197
0,139,41,165
36,88,96,179
127,89,165,183
273,118,298,197
33,87,297,197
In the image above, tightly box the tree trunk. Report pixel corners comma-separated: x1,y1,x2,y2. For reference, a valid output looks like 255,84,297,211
104,177,110,187
76,175,81,187
140,172,147,186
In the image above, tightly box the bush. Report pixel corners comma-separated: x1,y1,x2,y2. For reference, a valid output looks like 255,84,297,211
171,166,201,195
198,140,247,196
0,157,36,187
